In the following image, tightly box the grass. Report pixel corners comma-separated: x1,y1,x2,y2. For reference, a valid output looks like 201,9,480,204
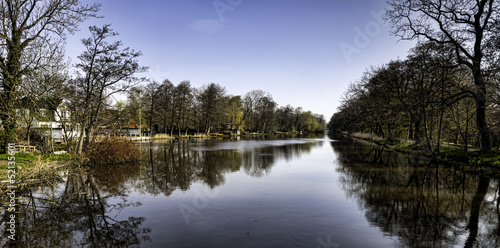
344,131,500,176
436,149,500,177
0,152,73,174
0,152,72,193
440,149,500,167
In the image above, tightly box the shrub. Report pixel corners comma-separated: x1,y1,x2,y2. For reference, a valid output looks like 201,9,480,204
84,137,140,166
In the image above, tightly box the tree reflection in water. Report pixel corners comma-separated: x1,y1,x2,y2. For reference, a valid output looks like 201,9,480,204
330,134,500,248
137,139,322,196
1,137,323,247
1,163,151,247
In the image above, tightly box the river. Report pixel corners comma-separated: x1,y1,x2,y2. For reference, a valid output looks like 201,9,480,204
1,133,499,247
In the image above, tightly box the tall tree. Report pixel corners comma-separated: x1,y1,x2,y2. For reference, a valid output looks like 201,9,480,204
386,0,500,151
70,25,147,154
173,81,193,136
157,79,174,134
126,85,146,131
225,95,244,132
243,89,267,132
255,95,277,133
276,105,295,131
144,81,160,137
197,83,226,134
0,0,100,152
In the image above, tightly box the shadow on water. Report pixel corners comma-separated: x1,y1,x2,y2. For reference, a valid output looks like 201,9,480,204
329,133,500,248
1,163,151,247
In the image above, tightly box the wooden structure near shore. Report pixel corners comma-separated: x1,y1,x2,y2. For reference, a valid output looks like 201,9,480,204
16,145,39,153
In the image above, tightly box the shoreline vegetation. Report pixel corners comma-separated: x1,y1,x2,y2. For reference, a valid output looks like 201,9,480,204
0,152,73,193
0,1,330,194
2,128,499,192
336,131,500,177
0,130,319,192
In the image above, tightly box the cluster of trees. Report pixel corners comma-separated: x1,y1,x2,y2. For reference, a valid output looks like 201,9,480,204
120,82,326,137
0,1,325,154
0,0,101,153
329,0,500,152
329,41,500,152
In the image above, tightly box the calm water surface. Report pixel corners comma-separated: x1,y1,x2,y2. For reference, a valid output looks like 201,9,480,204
1,134,499,247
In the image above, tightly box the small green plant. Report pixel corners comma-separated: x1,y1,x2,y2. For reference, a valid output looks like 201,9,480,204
43,153,72,162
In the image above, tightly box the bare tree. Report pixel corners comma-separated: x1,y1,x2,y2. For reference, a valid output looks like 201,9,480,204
70,25,147,154
197,83,226,134
386,0,500,151
243,89,267,132
144,81,160,138
173,81,193,136
0,0,100,152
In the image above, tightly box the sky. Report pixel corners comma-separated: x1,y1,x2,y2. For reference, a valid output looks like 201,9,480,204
65,0,417,120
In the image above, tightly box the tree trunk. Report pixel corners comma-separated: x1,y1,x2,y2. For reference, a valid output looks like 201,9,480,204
436,73,445,154
0,33,22,152
414,117,423,145
77,125,86,155
473,56,492,152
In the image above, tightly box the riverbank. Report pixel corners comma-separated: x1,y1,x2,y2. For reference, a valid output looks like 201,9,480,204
0,152,75,193
335,131,500,176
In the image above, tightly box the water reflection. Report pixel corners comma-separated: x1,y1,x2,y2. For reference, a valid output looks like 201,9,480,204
329,134,500,248
1,163,151,247
137,139,323,196
1,138,323,247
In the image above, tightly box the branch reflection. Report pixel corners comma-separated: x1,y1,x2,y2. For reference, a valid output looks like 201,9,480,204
330,134,499,248
139,139,322,196
1,163,150,247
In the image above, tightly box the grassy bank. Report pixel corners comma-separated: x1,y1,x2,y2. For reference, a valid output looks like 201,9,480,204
340,131,500,176
437,149,500,177
0,152,74,192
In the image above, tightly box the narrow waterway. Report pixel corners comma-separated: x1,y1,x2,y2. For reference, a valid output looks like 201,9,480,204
1,134,499,247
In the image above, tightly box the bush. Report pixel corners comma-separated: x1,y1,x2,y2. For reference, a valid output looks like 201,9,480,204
84,137,140,166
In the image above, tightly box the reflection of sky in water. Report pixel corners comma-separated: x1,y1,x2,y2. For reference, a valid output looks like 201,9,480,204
191,139,331,151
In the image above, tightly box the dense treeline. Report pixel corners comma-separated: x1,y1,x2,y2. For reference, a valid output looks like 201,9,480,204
121,81,326,136
330,0,500,153
328,41,500,152
0,1,325,155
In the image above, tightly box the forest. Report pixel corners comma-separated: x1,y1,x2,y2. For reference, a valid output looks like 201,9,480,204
123,82,326,137
328,0,500,153
328,41,500,153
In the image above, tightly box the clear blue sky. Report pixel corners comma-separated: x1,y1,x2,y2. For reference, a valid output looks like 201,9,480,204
65,0,416,120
